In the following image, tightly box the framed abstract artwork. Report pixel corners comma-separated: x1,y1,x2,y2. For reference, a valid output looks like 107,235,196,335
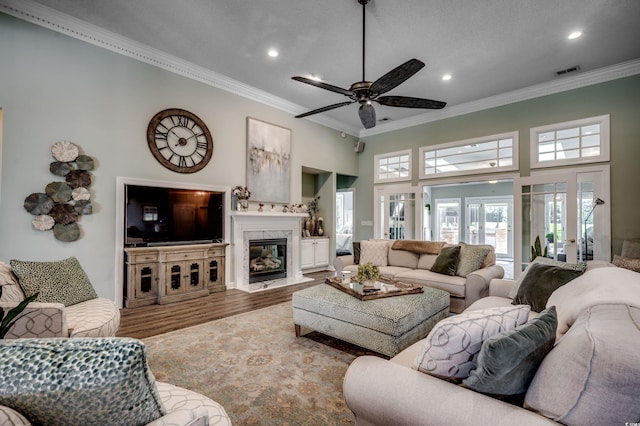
246,117,291,203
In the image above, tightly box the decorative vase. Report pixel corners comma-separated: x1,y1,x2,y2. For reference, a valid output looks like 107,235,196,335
305,217,315,236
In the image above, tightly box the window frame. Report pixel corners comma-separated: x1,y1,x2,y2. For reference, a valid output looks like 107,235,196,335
374,149,412,184
419,131,519,180
529,114,610,169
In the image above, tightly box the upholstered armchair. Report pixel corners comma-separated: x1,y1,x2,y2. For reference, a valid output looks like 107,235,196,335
0,260,120,339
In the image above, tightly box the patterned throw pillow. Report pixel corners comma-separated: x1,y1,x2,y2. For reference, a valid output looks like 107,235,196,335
10,257,98,307
463,306,557,396
414,305,530,381
612,254,640,273
359,240,391,267
508,257,587,299
0,338,166,425
456,243,492,277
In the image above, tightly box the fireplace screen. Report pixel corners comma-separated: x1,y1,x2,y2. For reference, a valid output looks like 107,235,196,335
249,238,287,283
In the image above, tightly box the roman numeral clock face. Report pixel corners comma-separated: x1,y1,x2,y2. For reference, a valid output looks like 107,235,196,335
147,108,214,173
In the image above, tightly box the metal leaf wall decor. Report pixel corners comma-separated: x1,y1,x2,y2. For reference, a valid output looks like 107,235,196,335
23,141,95,242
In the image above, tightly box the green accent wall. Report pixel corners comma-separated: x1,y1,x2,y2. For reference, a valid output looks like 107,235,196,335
355,75,640,255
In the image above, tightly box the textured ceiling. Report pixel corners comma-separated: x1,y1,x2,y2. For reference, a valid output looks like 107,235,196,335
14,0,640,134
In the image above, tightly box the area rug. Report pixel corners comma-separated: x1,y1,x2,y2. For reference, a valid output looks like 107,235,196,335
143,302,374,425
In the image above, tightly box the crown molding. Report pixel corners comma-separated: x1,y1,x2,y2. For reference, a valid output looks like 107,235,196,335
0,0,361,136
360,58,640,137
2,0,638,139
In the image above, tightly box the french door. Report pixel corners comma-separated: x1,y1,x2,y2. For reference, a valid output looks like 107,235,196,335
374,185,419,240
466,196,513,258
514,165,610,276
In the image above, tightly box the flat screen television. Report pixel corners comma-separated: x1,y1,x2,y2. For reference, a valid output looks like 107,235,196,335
124,184,224,247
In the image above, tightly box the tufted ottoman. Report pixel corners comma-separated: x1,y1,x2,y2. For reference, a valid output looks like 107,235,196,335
293,284,449,357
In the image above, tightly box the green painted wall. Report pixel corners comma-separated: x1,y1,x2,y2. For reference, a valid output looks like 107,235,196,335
0,14,359,301
355,75,640,255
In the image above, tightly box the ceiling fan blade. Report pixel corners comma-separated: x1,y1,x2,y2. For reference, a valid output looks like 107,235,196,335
292,76,355,97
295,101,355,119
376,96,446,109
359,103,377,129
369,58,425,95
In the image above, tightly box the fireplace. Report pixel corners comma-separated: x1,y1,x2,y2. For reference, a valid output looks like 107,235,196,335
249,238,287,283
231,211,313,292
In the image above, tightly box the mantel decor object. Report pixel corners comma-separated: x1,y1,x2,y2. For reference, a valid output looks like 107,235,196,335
23,141,95,242
232,185,251,211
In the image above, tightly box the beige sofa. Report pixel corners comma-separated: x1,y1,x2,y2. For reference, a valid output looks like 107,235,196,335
343,263,640,425
0,261,120,338
334,240,504,313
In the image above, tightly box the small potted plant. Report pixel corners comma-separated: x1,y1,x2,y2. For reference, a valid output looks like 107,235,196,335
356,262,380,288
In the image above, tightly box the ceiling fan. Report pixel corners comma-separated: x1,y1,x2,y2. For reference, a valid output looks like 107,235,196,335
292,0,446,129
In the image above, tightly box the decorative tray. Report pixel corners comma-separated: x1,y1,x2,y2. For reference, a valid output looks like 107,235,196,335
324,277,423,300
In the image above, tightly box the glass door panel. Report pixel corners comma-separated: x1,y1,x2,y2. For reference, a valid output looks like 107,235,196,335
516,174,577,275
465,197,513,258
436,199,460,244
375,186,419,240
515,166,610,277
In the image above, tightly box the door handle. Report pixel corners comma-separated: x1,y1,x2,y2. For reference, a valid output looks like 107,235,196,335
565,238,576,243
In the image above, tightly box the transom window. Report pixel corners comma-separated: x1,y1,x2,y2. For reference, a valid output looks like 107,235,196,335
374,149,411,183
419,132,518,179
530,115,610,169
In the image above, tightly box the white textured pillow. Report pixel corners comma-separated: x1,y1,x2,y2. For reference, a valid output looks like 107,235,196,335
359,240,391,267
414,305,531,381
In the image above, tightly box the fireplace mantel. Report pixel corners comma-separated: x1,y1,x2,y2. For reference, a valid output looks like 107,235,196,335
231,211,312,292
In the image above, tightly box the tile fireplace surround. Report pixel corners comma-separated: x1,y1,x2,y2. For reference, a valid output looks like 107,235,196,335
231,211,313,292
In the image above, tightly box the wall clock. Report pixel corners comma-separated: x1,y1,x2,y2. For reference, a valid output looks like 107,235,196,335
147,108,214,173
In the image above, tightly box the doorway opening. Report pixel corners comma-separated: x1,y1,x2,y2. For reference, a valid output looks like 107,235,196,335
424,179,515,278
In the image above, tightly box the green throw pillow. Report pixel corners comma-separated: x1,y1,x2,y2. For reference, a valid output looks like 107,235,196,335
0,338,166,425
10,257,98,307
352,242,361,264
463,306,557,396
512,263,583,312
508,257,586,299
430,245,461,276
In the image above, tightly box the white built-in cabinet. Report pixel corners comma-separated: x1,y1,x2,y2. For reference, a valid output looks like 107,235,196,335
300,237,330,271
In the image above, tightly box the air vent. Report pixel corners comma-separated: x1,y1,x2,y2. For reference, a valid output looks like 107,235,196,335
556,65,581,76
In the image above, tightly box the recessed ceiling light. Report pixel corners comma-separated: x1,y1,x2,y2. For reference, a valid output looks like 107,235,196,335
568,31,582,40
442,74,452,81
267,49,279,58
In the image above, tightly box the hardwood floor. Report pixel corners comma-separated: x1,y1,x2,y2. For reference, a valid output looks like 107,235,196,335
117,271,333,339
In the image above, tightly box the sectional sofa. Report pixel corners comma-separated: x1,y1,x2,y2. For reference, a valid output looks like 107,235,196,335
343,261,640,425
334,239,505,313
